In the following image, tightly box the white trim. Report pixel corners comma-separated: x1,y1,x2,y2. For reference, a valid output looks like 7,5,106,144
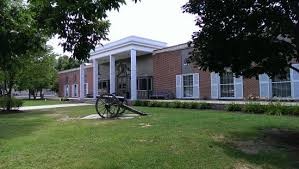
90,36,167,60
58,65,93,74
84,83,89,96
179,73,200,99
153,43,189,54
109,55,116,94
131,49,137,100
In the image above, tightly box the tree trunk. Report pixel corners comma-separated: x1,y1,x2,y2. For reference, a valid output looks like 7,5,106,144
28,89,31,100
32,90,36,100
40,89,44,99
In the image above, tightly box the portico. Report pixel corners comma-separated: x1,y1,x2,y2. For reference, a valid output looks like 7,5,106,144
80,36,166,100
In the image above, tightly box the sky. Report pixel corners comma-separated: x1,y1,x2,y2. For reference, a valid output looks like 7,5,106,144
47,0,197,56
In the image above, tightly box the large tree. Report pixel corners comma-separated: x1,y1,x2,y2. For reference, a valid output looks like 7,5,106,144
29,0,139,61
0,0,138,110
183,0,298,78
17,49,57,100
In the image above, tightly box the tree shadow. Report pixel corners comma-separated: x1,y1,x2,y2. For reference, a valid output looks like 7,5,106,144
213,127,299,168
0,111,49,140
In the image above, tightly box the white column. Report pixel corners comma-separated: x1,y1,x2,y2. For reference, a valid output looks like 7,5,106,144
131,49,137,100
93,59,99,99
79,64,85,100
109,55,116,94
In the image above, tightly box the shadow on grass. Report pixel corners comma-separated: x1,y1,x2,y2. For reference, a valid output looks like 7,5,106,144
213,127,299,168
0,111,49,140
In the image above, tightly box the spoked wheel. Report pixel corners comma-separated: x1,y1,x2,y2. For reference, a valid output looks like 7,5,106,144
95,94,121,118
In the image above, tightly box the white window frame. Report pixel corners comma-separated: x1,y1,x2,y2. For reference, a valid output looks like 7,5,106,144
271,71,292,99
182,74,194,99
219,73,235,99
73,84,78,97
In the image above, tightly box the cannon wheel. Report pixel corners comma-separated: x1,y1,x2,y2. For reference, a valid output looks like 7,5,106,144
95,94,121,118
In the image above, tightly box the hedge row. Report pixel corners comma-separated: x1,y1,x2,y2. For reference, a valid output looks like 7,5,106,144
225,103,299,116
133,100,211,110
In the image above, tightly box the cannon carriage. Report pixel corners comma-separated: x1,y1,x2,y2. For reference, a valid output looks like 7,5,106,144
95,93,147,119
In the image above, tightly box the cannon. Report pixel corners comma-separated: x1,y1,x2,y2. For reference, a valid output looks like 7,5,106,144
95,93,147,119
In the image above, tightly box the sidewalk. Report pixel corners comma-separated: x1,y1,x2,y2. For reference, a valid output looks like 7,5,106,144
148,100,299,106
20,103,92,111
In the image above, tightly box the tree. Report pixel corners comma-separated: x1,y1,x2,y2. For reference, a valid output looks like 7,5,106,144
0,0,138,110
17,49,57,100
56,56,83,71
29,0,139,61
183,0,298,78
0,0,47,110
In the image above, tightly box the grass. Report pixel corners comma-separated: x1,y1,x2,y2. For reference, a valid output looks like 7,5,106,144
22,99,66,106
1,106,299,169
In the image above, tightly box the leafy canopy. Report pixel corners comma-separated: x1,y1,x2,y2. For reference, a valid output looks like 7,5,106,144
29,0,139,61
183,0,298,78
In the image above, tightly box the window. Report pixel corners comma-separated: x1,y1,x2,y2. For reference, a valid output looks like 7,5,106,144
99,80,110,93
65,85,70,97
220,73,235,98
272,71,291,98
183,75,193,97
73,84,78,97
84,83,88,96
183,58,191,66
137,77,152,91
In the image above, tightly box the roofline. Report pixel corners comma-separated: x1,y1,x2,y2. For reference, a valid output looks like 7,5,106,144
90,36,167,59
153,43,190,54
58,65,93,74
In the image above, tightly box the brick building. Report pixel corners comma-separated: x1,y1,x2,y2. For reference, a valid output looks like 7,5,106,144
58,36,299,101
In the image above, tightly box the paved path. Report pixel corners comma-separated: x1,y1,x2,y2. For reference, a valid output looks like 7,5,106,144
20,103,92,111
149,100,299,106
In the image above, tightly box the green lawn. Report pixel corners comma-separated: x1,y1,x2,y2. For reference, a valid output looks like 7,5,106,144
22,99,66,106
1,106,299,169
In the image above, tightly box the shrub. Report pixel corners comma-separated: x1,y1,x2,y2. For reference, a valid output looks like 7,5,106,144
168,102,177,108
0,96,24,110
142,101,150,107
133,100,143,106
147,101,157,107
225,103,242,112
191,102,199,109
198,102,211,109
242,103,266,114
161,102,169,108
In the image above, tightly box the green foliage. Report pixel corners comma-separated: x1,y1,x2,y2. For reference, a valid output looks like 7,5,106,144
197,103,212,109
225,103,243,112
183,0,299,77
242,103,267,114
56,56,83,71
0,96,23,110
29,0,140,61
16,48,57,97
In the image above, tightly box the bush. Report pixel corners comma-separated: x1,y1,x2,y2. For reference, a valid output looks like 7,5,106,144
242,103,266,114
133,100,143,106
161,102,169,108
225,103,242,112
0,96,24,110
198,103,211,109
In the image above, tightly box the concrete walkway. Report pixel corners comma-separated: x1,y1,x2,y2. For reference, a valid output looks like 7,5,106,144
20,103,92,111
148,100,299,106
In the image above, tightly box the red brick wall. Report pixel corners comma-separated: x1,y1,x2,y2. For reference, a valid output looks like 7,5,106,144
58,69,80,97
85,67,94,96
244,78,260,99
153,50,182,97
58,66,93,97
